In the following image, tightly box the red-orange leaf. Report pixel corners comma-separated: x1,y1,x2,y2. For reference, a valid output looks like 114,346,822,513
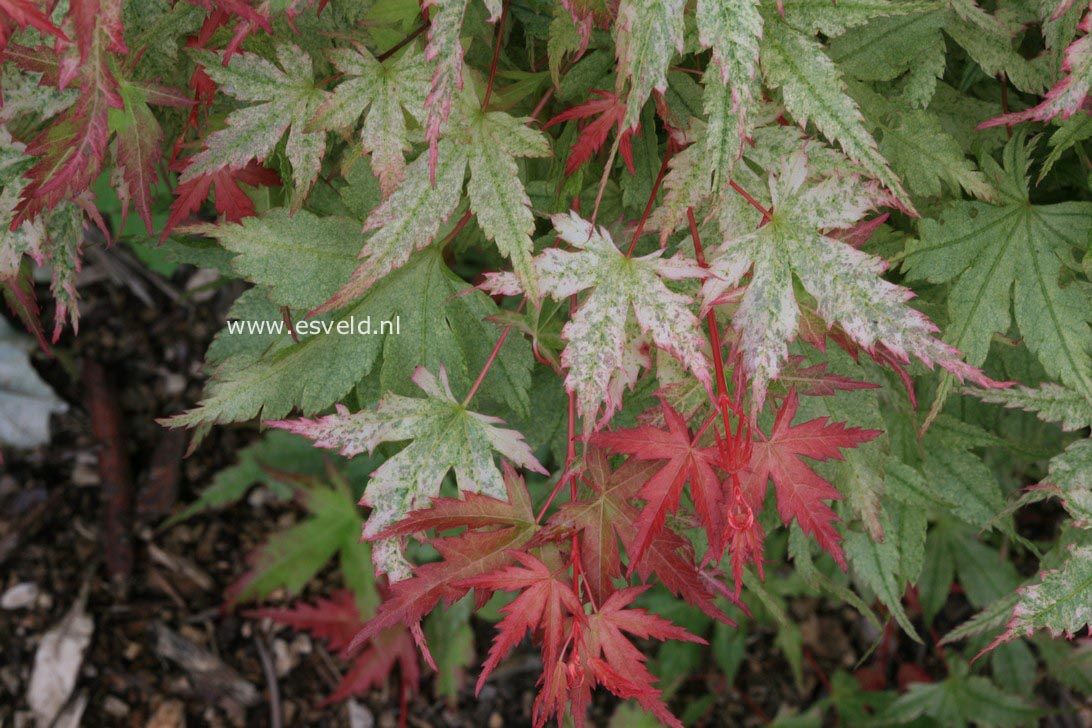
740,388,881,567
588,401,725,567
162,158,280,240
545,90,636,175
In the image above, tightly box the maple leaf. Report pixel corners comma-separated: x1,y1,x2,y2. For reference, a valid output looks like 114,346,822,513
773,355,879,399
980,7,1092,127
223,472,365,606
546,447,733,622
740,388,880,567
109,81,192,234
545,90,637,176
759,12,913,209
162,158,281,240
0,0,68,51
589,400,726,566
5,0,128,228
250,589,421,706
614,0,684,128
183,43,324,211
460,551,584,693
903,136,1092,402
578,586,704,728
348,464,539,656
701,151,996,406
695,0,762,149
309,42,429,198
485,211,711,430
268,366,546,578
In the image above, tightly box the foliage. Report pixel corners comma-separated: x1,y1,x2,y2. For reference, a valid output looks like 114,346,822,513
4,0,1092,724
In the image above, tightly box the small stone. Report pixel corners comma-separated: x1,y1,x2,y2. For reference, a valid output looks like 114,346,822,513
145,699,185,728
102,695,129,719
488,712,503,728
72,453,99,487
1,582,40,610
348,701,374,728
123,642,142,660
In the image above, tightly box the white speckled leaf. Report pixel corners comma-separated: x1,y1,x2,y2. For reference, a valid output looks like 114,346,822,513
760,17,913,210
322,139,468,311
423,0,471,172
184,44,325,211
990,544,1092,649
311,44,429,197
494,212,710,429
1039,439,1092,526
696,0,762,149
268,367,545,578
703,152,990,407
615,0,685,129
467,111,551,303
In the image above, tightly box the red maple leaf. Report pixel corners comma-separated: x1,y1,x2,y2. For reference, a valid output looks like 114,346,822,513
349,464,539,660
459,551,584,693
545,90,637,176
249,589,420,707
162,157,280,240
740,388,881,567
774,355,879,399
588,401,726,567
546,447,734,623
0,0,68,51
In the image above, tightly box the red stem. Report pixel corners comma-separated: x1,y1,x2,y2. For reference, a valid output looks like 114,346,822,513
728,180,772,222
462,326,512,407
377,21,428,62
482,1,508,109
625,145,675,256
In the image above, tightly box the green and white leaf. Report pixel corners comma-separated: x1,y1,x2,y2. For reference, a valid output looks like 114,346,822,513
465,110,551,304
615,0,685,129
485,211,711,430
989,544,1092,648
311,43,429,197
696,0,762,142
185,43,325,210
976,383,1092,432
269,366,547,577
759,15,913,208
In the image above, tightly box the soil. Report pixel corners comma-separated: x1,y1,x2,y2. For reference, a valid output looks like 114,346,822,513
0,244,1088,728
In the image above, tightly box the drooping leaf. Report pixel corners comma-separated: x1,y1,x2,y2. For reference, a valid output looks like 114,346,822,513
695,0,762,145
545,90,636,175
162,158,280,240
614,0,684,129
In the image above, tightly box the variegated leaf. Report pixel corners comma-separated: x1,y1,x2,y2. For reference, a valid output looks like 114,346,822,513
615,0,685,129
268,366,546,578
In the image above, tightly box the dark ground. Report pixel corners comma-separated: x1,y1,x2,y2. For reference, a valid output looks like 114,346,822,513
0,244,1088,727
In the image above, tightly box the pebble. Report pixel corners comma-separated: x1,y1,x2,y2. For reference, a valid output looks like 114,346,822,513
1,582,40,610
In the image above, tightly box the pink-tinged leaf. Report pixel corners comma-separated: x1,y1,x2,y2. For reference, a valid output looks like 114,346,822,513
422,0,471,182
741,388,881,567
459,551,584,693
348,466,538,655
1,264,49,354
774,355,879,398
248,590,362,657
980,10,1092,127
0,0,68,50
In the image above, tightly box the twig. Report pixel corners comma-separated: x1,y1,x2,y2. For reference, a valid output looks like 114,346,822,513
253,635,283,728
377,22,428,62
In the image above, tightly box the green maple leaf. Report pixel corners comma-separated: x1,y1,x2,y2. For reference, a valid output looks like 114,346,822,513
225,471,369,606
269,366,547,578
881,658,1038,727
321,105,549,311
696,0,762,145
903,136,1092,402
702,151,990,406
184,43,325,211
309,42,429,198
164,248,531,432
976,382,1092,433
485,211,711,431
